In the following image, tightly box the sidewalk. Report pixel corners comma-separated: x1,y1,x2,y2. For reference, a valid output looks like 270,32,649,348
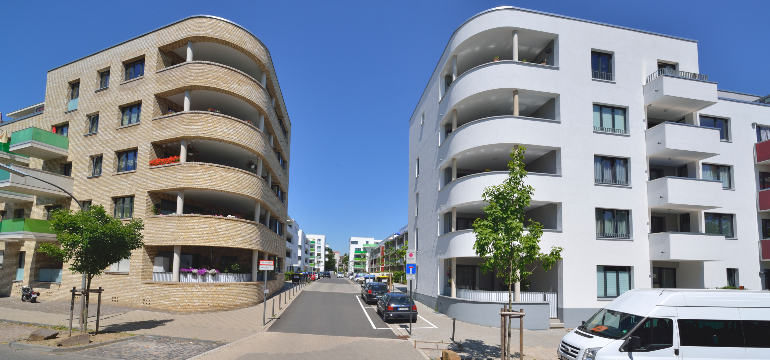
0,281,306,343
390,284,566,360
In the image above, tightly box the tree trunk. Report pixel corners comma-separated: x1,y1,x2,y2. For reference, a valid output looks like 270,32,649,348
508,259,513,360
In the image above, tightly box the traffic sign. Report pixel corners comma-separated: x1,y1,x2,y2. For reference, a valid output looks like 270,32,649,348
259,260,274,271
406,252,416,264
406,264,416,275
406,274,416,281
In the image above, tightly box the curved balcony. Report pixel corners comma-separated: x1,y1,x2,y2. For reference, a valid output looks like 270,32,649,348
148,162,285,217
438,171,561,212
439,116,560,168
439,60,560,113
155,62,289,156
437,229,562,259
143,214,285,255
150,111,287,187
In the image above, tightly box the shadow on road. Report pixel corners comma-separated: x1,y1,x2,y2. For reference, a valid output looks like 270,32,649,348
102,319,174,333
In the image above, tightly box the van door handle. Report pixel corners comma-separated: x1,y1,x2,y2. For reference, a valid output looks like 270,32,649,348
674,349,679,355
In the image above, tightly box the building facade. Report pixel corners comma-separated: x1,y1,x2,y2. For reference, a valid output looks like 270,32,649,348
306,234,325,271
347,237,379,273
409,6,770,327
286,218,302,272
0,16,292,312
368,226,407,273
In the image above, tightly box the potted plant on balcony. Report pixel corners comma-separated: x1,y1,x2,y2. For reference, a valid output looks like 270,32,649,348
206,108,221,114
187,145,199,157
494,56,500,62
246,160,256,169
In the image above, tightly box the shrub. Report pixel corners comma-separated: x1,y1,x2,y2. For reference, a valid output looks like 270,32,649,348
393,271,406,284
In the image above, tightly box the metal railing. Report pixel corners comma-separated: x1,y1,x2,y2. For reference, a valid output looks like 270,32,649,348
593,126,628,134
646,68,708,84
592,71,613,81
455,289,558,318
596,232,630,239
595,178,629,186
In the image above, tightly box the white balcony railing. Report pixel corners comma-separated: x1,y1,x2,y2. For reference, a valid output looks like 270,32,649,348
152,272,252,282
455,289,557,318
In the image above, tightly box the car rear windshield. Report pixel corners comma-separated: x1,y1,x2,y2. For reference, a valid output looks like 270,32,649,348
370,285,388,291
580,309,644,339
389,297,414,306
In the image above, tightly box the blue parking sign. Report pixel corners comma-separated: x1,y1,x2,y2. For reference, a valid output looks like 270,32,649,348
406,264,416,275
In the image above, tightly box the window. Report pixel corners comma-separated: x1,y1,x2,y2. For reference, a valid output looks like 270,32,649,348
421,112,424,125
761,172,770,190
594,156,628,185
591,51,613,81
650,216,666,233
109,257,130,273
757,125,770,143
658,62,677,71
705,213,734,238
116,150,137,172
351,240,358,245
743,320,770,348
763,219,770,239
415,228,418,251
678,319,744,347
70,82,80,100
415,193,419,217
702,164,731,189
81,201,92,211
16,251,25,281
415,158,420,177
60,163,72,177
0,211,5,219
632,318,674,351
597,265,631,298
124,59,144,81
596,209,630,238
114,196,134,219
87,114,99,134
91,155,103,177
726,268,739,287
0,250,3,269
649,168,664,181
52,123,69,137
45,205,62,220
593,105,627,133
700,116,729,141
680,213,691,232
652,267,676,288
14,209,25,218
120,103,141,126
99,70,110,89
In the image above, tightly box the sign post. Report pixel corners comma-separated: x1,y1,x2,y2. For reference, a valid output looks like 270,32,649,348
260,260,274,325
405,263,417,335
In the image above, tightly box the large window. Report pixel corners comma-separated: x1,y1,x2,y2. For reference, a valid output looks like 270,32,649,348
116,150,137,173
87,114,99,134
678,319,744,347
594,156,628,186
109,257,130,273
705,213,734,238
124,59,144,81
760,172,770,190
591,51,613,81
743,320,770,348
757,125,770,143
702,164,731,189
456,265,494,291
114,196,134,219
593,105,627,134
53,123,69,137
90,155,102,177
120,103,141,126
99,70,110,89
70,82,79,100
596,209,630,238
763,219,770,239
700,116,729,141
726,268,739,288
597,266,631,298
632,318,674,352
652,267,676,288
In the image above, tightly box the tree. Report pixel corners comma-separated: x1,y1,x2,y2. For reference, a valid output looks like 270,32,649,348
324,248,336,271
341,253,349,272
38,205,144,329
472,146,562,359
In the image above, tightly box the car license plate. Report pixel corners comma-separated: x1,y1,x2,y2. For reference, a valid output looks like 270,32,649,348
399,307,409,311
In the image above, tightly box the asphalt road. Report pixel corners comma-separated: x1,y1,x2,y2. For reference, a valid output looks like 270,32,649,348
0,346,90,360
268,278,396,338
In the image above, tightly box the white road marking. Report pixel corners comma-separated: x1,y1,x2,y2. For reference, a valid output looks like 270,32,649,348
355,295,391,329
417,315,438,328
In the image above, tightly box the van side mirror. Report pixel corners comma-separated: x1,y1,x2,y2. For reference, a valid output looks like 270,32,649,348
626,336,641,351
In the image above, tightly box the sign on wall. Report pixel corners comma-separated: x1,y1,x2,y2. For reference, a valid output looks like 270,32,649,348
406,252,416,264
259,260,274,271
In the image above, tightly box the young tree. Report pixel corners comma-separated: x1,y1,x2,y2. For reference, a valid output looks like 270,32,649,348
38,205,144,328
472,146,562,359
324,248,336,271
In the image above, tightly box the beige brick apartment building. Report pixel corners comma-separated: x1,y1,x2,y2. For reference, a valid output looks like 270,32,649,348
0,16,292,312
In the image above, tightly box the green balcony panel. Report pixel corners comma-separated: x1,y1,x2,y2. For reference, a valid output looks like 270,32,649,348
9,127,69,160
0,142,30,166
1,218,54,234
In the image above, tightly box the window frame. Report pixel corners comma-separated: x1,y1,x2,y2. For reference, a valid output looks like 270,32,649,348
45,205,62,220
90,155,103,177
597,265,631,298
123,58,145,81
595,208,631,239
98,70,110,90
87,114,99,134
701,163,732,189
113,196,135,219
591,50,614,81
116,149,138,173
109,257,130,273
594,155,629,186
53,123,69,137
119,103,142,126
704,212,735,238
699,115,729,141
70,82,80,100
592,104,628,134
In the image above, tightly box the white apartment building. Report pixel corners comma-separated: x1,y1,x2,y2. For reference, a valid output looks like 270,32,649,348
286,218,307,272
348,237,379,273
409,6,770,328
306,234,326,271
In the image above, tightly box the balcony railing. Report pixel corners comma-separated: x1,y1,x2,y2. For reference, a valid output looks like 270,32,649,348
595,178,629,186
592,71,613,81
646,68,708,84
8,127,69,160
593,126,628,134
67,98,78,112
596,232,630,239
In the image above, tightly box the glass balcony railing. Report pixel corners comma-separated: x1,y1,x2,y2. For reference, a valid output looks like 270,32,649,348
9,127,69,151
0,218,54,234
67,98,79,111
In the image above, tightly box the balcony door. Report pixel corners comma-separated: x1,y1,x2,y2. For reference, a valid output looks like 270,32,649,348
652,267,676,288
651,216,666,233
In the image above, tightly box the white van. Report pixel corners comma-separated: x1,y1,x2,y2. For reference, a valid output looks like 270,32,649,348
558,289,770,360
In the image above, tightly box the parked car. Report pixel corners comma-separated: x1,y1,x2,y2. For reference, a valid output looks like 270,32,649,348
324,271,331,278
337,272,344,278
376,293,417,323
558,289,770,360
361,282,389,303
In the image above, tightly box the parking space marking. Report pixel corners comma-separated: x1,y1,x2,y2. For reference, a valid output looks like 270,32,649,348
355,295,391,330
416,315,438,328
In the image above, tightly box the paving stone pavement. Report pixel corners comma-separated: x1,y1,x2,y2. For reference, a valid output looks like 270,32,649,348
74,336,223,360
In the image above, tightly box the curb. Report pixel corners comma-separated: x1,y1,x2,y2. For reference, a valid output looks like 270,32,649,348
9,334,140,353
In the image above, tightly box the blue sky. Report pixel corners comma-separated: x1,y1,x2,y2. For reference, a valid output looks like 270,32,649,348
0,0,768,254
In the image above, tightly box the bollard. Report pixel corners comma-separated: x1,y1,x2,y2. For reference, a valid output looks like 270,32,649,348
279,293,282,309
272,298,275,317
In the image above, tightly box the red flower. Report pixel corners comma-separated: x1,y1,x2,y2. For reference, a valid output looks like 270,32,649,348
149,155,180,166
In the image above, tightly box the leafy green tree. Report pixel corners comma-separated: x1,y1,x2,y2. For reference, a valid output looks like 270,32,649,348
472,146,562,359
324,248,336,271
340,253,349,272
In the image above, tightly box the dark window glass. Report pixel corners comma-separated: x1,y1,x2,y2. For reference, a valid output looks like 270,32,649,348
389,296,414,306
99,71,110,89
116,150,137,172
658,63,677,71
633,318,674,351
726,268,738,287
700,116,729,141
594,156,628,185
592,105,627,133
591,51,613,80
760,172,770,190
595,209,630,238
61,163,72,177
70,82,79,100
652,267,676,288
120,104,141,126
757,125,770,143
762,219,770,239
45,205,62,220
81,201,91,211
677,165,689,178
680,213,691,232
678,319,744,347
124,59,145,81
53,124,69,137
743,320,770,348
369,285,388,291
702,164,731,189
114,196,134,219
651,216,666,233
91,156,102,177
160,199,176,215
88,115,99,134
704,213,734,238
14,209,24,218
582,309,642,339
650,168,664,181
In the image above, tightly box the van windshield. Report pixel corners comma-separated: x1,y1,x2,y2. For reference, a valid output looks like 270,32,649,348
580,309,644,339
